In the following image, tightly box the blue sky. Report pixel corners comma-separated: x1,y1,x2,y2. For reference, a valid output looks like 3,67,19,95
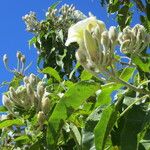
0,0,139,105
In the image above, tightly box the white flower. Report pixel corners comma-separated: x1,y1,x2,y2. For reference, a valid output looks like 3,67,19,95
65,17,116,72
65,16,106,47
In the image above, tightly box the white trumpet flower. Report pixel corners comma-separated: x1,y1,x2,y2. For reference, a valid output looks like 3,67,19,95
65,16,106,48
65,16,117,74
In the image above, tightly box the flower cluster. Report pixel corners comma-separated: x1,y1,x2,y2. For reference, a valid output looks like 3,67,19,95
23,4,86,34
65,17,150,75
3,51,28,75
65,17,118,73
22,11,40,32
2,74,51,126
118,24,150,54
46,4,86,28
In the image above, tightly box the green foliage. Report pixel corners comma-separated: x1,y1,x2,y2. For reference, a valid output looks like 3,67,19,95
104,0,150,31
47,81,100,149
25,3,85,80
1,1,150,150
94,105,118,150
0,119,24,129
42,67,61,82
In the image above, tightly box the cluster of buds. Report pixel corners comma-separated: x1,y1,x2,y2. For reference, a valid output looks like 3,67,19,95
3,51,27,75
2,74,51,127
46,4,86,26
65,16,118,73
118,24,150,54
22,11,40,32
23,4,86,34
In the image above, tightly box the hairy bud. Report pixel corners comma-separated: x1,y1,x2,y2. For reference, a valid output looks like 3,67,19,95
119,24,149,54
21,55,26,63
2,95,12,110
26,83,35,104
23,76,29,85
37,82,45,98
41,97,51,114
37,111,45,126
29,73,37,85
16,51,22,60
9,87,17,100
109,26,118,43
3,54,8,65
101,31,110,50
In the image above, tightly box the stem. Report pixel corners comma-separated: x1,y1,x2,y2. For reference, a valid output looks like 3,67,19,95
85,67,106,82
107,66,150,95
120,95,149,118
17,59,21,72
138,80,150,88
21,62,25,74
114,76,150,95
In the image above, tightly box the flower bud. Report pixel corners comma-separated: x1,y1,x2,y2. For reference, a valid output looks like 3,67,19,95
37,111,45,125
21,55,26,63
101,31,110,50
9,87,17,100
41,97,51,114
75,50,87,65
132,24,143,36
16,51,22,60
26,83,35,104
109,26,118,43
137,28,145,42
145,34,150,44
37,82,45,98
3,54,8,65
120,40,130,53
84,29,98,62
93,25,102,41
2,95,12,109
23,76,29,85
29,73,36,85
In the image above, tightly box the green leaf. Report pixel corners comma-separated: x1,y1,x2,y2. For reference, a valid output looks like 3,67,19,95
117,4,132,30
94,105,118,150
108,0,121,13
119,67,135,81
0,81,10,87
57,29,64,42
82,106,105,150
96,67,135,107
14,135,30,144
9,75,23,89
50,0,62,10
56,49,67,69
29,37,37,48
139,139,150,150
46,81,100,149
70,123,81,148
42,67,61,82
120,105,147,150
69,62,80,79
0,119,24,129
0,106,8,112
132,56,150,72
80,70,93,81
96,83,120,107
140,15,150,32
30,142,41,150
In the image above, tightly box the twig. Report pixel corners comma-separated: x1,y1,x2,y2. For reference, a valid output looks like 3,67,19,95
120,94,149,117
